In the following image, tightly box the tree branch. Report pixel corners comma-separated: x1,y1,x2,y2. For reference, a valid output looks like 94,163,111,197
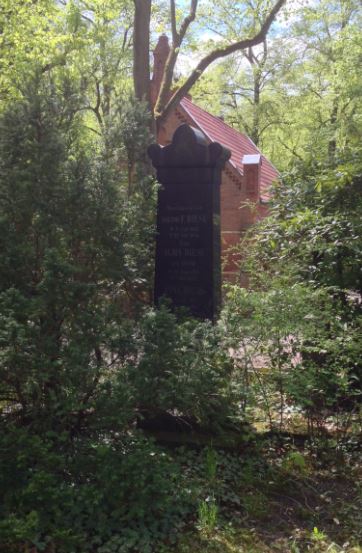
260,39,268,66
232,112,252,136
154,0,198,119
122,26,131,52
156,0,286,127
258,119,287,135
81,124,102,136
133,0,152,105
178,0,198,42
170,0,178,42
278,137,304,161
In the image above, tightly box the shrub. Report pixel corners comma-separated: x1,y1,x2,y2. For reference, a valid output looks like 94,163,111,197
0,75,152,435
127,305,240,430
223,282,362,430
0,428,192,552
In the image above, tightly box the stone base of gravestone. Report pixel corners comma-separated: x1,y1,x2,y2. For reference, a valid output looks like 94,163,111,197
148,124,230,320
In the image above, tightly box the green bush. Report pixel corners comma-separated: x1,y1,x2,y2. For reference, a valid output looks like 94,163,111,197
223,282,362,429
0,75,152,435
127,305,239,430
0,428,192,552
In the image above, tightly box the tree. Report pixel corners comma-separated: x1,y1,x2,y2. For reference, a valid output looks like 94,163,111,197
0,0,61,104
0,74,249,553
63,0,134,130
264,0,362,168
193,0,295,147
0,0,135,137
189,0,362,170
241,153,362,296
132,0,287,131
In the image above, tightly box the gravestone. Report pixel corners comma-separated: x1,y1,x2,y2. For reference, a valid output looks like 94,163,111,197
148,124,231,320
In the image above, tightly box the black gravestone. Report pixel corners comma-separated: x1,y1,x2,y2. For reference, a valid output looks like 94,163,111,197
148,124,231,320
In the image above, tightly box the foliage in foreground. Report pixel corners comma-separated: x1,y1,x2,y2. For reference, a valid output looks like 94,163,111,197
0,76,242,552
165,435,362,553
1,74,361,552
1,429,361,553
0,430,192,553
246,154,362,295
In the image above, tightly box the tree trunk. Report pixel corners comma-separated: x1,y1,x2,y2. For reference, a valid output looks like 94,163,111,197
133,0,151,108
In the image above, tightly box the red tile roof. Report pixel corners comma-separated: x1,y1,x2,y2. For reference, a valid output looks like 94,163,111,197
179,97,279,200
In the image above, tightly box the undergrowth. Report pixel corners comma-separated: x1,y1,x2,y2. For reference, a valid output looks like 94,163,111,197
164,434,362,553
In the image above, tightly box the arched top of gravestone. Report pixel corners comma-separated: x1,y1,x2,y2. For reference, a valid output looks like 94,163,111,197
148,124,231,169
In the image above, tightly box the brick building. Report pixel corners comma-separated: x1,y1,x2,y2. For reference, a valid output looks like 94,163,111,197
152,35,279,282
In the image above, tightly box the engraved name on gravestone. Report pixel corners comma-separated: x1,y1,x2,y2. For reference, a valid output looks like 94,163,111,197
148,124,231,320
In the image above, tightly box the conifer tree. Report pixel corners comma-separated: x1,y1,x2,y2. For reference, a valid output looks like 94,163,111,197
0,75,152,432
